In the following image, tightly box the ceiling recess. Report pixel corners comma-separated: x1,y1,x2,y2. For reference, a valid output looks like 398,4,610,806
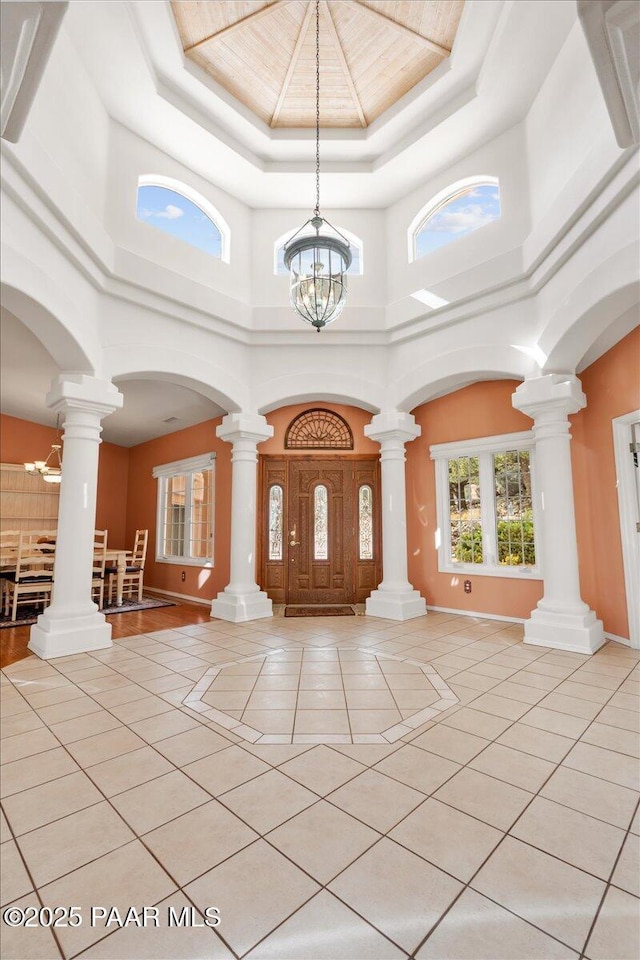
171,0,465,129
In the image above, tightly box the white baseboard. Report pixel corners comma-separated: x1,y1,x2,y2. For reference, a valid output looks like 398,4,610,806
426,604,525,624
145,586,211,608
605,631,633,648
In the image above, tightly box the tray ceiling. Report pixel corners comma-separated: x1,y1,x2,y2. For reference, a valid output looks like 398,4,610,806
171,0,465,128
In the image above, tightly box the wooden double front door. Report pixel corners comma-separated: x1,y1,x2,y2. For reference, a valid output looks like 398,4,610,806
260,457,381,605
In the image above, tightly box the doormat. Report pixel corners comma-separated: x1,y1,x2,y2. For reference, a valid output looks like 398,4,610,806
0,596,175,629
284,605,355,617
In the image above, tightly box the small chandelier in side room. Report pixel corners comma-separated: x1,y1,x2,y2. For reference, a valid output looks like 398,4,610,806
284,0,352,332
24,415,63,484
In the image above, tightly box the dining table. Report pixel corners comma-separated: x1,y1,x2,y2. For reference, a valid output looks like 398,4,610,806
0,539,134,616
104,549,132,606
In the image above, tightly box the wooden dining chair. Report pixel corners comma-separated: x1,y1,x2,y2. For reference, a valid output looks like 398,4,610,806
4,529,56,621
91,529,108,609
107,528,148,603
0,530,21,613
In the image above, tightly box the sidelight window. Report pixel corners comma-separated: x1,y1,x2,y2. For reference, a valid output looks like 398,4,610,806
268,485,283,560
358,485,374,560
314,485,328,560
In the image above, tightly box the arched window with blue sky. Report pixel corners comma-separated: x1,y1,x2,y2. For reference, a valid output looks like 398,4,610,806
136,175,230,262
275,226,363,276
409,177,501,262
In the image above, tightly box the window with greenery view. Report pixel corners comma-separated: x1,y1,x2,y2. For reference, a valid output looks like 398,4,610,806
431,433,539,579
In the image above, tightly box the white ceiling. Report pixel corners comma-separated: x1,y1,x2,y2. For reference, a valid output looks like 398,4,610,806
0,309,224,446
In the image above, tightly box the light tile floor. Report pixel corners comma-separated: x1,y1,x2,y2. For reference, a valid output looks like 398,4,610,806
0,610,638,960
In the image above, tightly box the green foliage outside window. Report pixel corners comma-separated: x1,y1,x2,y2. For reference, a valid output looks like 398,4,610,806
454,526,483,563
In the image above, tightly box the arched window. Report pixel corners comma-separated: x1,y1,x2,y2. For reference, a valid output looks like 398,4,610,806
274,226,363,276
409,177,501,262
136,174,230,262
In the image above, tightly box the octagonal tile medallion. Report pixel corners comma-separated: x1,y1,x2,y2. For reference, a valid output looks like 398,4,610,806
182,647,458,745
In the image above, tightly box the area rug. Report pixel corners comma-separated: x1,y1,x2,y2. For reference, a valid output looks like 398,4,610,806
0,596,175,629
284,605,355,617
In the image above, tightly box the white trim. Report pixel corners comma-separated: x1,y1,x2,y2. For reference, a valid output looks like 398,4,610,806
426,605,525,623
408,175,500,263
153,453,215,566
612,409,640,649
138,174,231,263
152,452,215,479
605,631,632,647
155,557,213,568
430,431,534,459
432,563,541,580
145,586,212,607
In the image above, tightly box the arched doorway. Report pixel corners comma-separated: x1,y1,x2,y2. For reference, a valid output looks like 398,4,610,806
259,408,381,605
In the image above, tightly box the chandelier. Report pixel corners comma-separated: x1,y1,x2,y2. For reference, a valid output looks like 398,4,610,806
24,416,63,484
284,0,352,332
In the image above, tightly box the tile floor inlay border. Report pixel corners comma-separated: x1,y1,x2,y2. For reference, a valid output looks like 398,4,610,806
182,647,460,744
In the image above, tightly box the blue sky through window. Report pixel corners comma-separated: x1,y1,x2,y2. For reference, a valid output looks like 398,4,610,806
415,183,501,259
136,185,222,257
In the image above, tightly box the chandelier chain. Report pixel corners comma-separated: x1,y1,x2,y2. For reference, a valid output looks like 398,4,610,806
314,0,320,217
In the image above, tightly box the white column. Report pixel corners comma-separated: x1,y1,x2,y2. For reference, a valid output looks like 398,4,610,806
513,374,604,654
364,412,427,621
29,375,123,659
211,413,274,623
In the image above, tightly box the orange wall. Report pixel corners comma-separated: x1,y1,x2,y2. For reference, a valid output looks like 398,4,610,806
571,326,640,639
407,381,544,619
125,418,231,602
262,402,379,456
0,413,129,546
4,331,637,627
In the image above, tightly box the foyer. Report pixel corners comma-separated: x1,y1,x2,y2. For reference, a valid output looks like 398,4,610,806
1,0,639,958
2,610,638,959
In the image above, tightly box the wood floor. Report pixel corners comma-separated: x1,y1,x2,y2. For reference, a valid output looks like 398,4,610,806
0,597,213,669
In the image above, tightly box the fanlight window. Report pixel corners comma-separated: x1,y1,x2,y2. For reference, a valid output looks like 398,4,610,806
285,409,353,450
314,485,328,560
268,485,283,561
136,176,230,261
275,227,362,276
410,178,501,261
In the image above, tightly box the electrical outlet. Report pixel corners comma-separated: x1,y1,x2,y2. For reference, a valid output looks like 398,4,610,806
181,571,186,582
464,579,472,594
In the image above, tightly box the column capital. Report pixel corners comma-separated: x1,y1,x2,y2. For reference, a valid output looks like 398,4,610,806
512,374,586,421
216,412,274,446
364,412,421,446
47,374,123,419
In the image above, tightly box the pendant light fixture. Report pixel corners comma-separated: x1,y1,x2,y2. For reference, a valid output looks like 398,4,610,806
24,415,63,484
284,0,352,332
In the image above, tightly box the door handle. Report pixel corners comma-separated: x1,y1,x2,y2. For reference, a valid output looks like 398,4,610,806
289,540,300,546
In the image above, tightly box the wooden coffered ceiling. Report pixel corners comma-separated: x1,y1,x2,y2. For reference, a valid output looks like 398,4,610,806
171,1,465,128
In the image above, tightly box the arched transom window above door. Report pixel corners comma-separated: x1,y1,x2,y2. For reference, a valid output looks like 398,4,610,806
285,409,354,450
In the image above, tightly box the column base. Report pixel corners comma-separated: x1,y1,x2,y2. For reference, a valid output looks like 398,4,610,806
211,590,273,623
524,606,605,654
365,589,427,622
28,610,112,659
